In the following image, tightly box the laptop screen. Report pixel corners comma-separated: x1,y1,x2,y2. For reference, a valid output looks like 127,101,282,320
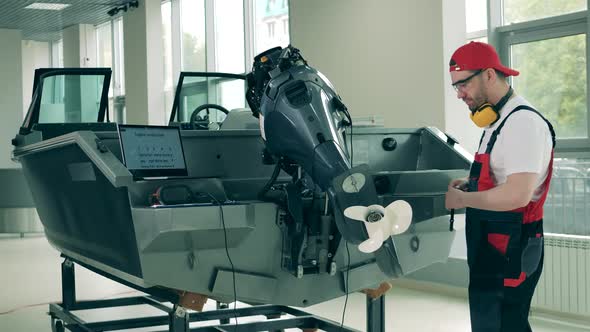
117,124,188,179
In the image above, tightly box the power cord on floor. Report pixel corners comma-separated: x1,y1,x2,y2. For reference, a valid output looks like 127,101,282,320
340,112,353,331
0,302,52,315
0,290,141,316
340,241,351,331
204,193,239,330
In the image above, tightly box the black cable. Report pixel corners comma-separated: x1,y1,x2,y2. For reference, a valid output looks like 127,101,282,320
204,193,238,330
340,241,351,331
305,108,356,331
342,108,354,166
278,208,287,272
307,132,351,331
258,158,282,200
340,112,353,331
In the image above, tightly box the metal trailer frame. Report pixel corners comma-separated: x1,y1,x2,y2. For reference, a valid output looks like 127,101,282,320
49,257,386,332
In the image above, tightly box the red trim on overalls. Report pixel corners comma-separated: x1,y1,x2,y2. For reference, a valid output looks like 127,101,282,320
471,124,554,287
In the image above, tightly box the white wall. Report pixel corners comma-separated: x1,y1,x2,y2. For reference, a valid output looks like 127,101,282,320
290,0,446,129
21,40,50,116
442,0,480,155
0,29,23,168
290,0,479,155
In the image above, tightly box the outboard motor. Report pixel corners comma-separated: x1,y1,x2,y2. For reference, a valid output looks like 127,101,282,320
246,46,411,277
246,46,351,190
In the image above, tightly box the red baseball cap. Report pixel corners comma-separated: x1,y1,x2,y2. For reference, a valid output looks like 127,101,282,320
449,41,519,77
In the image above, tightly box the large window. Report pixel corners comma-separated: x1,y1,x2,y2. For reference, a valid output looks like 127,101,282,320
96,22,112,96
113,18,125,97
162,0,175,122
161,0,291,70
511,35,587,139
254,0,289,55
95,18,125,123
466,0,487,35
496,9,589,152
467,1,590,151
180,0,206,72
503,0,586,25
160,0,290,120
214,0,245,73
465,2,590,236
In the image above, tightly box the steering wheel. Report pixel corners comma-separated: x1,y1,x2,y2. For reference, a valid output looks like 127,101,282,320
189,103,230,130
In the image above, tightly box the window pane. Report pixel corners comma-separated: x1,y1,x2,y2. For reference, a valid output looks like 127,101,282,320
214,0,245,73
544,158,590,235
39,75,105,123
254,0,289,54
110,17,125,122
178,76,208,122
181,0,206,71
96,24,112,68
162,1,173,90
162,1,173,122
218,79,246,110
96,23,112,97
504,0,586,25
177,76,246,122
511,34,588,139
466,0,487,33
114,18,125,96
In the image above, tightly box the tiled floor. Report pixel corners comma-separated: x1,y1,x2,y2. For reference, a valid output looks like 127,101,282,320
0,235,588,332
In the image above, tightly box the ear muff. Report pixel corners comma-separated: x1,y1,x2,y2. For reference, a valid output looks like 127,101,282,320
470,86,514,128
470,103,499,128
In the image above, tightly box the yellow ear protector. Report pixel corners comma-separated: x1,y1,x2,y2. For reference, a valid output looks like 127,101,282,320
470,87,514,128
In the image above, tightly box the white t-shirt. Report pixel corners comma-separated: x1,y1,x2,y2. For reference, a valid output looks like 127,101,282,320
477,95,553,201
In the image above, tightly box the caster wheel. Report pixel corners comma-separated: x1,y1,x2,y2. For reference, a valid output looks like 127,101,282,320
51,318,65,332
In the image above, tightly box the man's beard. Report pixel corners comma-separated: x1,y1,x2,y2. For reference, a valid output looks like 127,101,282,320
468,88,488,112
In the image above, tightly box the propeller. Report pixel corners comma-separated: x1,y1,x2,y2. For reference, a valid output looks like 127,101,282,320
343,200,412,253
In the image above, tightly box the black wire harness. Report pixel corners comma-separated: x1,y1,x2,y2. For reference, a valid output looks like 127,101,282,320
204,193,239,330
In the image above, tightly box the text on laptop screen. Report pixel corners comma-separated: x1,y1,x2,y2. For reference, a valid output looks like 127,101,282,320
118,125,188,178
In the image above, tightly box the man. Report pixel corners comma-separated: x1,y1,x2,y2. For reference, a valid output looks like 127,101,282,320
445,41,555,331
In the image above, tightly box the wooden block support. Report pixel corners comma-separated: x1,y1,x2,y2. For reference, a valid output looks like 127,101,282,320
177,291,209,312
360,281,392,300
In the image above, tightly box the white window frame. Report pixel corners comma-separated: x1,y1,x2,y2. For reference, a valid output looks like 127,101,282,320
205,0,217,72
94,17,125,122
243,0,258,70
479,2,590,157
50,40,63,68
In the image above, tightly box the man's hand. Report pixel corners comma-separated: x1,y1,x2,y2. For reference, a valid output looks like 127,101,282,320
444,173,538,211
449,177,468,191
446,185,467,209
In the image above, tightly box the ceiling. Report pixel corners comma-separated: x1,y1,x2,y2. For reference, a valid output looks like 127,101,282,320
0,0,128,41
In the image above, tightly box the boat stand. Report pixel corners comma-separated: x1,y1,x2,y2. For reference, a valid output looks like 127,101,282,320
49,257,386,332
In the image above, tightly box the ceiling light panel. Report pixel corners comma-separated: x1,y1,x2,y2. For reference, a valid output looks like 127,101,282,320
24,3,71,11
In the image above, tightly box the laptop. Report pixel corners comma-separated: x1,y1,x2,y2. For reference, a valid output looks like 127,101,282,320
117,124,188,179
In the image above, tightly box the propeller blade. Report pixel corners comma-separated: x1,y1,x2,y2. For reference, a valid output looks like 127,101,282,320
343,205,368,222
358,228,385,253
385,200,412,235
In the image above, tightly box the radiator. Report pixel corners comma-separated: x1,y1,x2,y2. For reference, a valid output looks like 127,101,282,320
531,233,590,316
